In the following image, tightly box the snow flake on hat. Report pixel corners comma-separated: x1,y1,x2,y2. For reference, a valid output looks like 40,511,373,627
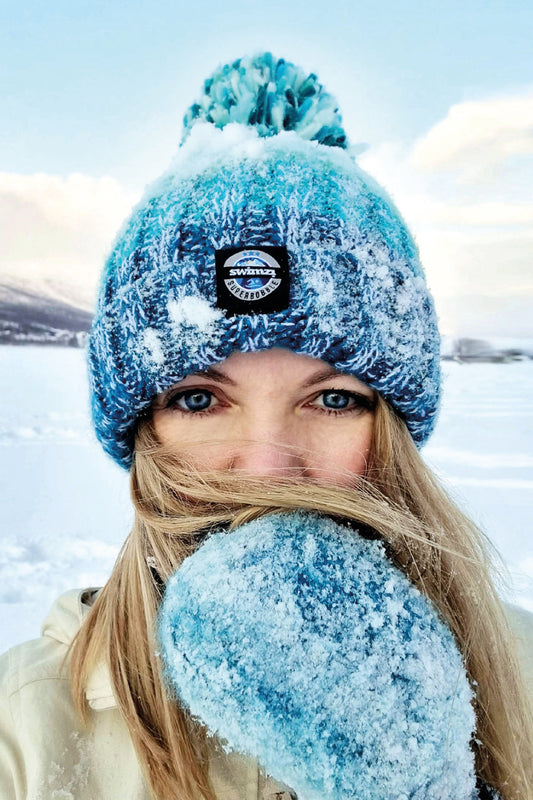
168,294,224,333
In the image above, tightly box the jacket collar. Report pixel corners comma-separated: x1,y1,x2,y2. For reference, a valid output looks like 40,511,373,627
85,658,117,710
41,587,118,711
79,588,118,710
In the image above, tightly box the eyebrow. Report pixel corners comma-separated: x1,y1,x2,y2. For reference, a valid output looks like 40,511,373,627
299,366,347,389
160,367,237,394
186,366,236,385
302,367,370,389
160,364,372,397
191,365,347,389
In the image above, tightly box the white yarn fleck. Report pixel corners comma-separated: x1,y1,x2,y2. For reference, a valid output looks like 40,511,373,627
304,256,337,334
142,328,165,367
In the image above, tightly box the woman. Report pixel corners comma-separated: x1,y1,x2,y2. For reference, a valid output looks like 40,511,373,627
1,53,532,800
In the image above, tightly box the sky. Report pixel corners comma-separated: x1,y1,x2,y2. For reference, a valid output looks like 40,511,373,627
1,0,532,335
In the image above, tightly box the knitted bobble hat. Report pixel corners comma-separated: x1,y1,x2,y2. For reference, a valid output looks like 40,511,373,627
89,53,441,469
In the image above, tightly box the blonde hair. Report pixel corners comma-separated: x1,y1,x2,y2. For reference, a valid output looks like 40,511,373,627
70,395,533,800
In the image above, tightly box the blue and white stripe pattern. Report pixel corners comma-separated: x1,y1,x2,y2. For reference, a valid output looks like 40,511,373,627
88,54,441,469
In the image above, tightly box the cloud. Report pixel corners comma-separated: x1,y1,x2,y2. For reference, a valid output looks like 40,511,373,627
410,91,533,177
0,172,138,308
405,199,533,228
359,91,533,336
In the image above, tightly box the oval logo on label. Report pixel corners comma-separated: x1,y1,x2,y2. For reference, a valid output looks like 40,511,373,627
223,250,282,302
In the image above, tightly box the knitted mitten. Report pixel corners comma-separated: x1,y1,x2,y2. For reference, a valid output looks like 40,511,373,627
159,511,478,800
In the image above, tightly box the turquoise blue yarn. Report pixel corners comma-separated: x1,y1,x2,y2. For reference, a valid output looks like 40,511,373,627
88,53,441,469
182,53,347,148
158,512,478,800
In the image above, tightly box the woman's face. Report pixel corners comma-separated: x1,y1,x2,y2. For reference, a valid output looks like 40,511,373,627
151,348,376,486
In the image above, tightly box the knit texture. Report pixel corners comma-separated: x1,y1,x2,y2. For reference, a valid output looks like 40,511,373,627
88,54,441,468
159,512,477,800
182,53,348,147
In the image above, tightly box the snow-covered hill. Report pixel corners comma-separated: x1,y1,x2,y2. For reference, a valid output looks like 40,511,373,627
0,282,92,345
441,335,533,362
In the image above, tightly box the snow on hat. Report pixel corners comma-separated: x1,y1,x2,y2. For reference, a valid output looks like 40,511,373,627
158,511,477,800
88,53,441,469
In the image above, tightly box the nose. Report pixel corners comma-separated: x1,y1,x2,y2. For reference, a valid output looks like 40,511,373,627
229,430,307,479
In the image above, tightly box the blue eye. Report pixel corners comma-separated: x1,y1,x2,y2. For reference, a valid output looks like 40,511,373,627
173,389,215,412
321,391,352,409
314,390,376,414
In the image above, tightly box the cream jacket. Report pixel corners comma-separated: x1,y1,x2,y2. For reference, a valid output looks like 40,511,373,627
0,588,532,800
0,589,294,800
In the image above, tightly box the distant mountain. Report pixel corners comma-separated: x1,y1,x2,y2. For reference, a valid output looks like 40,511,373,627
441,336,533,362
0,283,92,346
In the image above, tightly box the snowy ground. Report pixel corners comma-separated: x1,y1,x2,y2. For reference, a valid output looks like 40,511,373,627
0,346,532,651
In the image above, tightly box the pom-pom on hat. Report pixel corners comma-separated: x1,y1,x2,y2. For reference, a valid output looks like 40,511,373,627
89,53,441,469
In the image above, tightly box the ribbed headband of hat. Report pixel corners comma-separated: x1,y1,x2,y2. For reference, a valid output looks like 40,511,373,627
88,53,441,469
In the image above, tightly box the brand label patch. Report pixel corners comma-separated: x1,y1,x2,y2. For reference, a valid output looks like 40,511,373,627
215,246,290,315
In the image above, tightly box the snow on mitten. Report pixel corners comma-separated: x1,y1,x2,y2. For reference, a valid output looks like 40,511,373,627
158,512,477,800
